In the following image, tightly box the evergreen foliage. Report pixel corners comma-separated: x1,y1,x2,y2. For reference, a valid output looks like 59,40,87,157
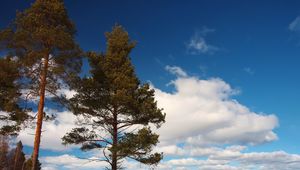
0,58,29,136
63,25,165,170
0,138,37,170
0,0,82,169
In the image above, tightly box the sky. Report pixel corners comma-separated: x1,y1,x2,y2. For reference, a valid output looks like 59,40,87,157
1,0,300,169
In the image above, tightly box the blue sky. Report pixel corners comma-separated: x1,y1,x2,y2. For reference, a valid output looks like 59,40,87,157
1,0,300,169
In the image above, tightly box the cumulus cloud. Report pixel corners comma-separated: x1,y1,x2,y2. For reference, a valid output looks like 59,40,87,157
186,27,219,55
40,149,300,170
156,144,245,159
41,154,107,170
22,65,297,170
18,108,77,150
239,151,300,169
154,144,300,170
17,87,77,151
165,150,300,170
41,154,159,170
154,66,278,146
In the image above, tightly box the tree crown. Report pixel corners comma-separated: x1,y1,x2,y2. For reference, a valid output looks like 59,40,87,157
63,25,165,169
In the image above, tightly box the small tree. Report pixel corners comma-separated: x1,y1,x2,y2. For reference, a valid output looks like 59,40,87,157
6,141,26,170
63,25,165,170
0,0,82,169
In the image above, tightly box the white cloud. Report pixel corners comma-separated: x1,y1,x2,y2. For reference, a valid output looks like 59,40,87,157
166,65,188,77
186,28,219,55
41,154,160,170
156,144,245,159
154,66,278,146
289,16,300,32
239,151,300,170
56,88,77,99
41,149,300,170
17,88,78,151
0,111,16,127
41,154,107,170
157,145,300,170
23,65,300,170
18,108,77,151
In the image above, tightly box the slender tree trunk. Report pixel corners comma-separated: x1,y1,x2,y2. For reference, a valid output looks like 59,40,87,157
32,55,49,170
0,136,8,169
13,145,21,170
112,108,118,170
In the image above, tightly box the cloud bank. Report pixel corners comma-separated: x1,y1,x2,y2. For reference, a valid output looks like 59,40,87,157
41,149,300,170
155,66,278,146
19,65,300,170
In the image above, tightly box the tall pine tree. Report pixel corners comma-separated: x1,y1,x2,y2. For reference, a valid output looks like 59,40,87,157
0,0,82,169
63,25,165,170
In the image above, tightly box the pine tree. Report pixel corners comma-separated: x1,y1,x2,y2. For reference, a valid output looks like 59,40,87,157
0,0,82,169
63,25,165,170
9,141,26,170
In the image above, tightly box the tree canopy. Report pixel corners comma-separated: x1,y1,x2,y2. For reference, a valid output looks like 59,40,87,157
63,25,165,170
0,0,82,169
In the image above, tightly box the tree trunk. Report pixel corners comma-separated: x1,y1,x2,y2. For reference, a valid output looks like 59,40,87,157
112,108,118,170
0,136,8,169
13,145,21,170
32,55,49,170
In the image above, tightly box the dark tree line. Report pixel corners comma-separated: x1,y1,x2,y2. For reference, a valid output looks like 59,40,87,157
0,136,41,170
0,0,165,170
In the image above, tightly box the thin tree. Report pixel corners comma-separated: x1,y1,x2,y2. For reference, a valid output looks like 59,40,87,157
0,135,9,169
0,0,82,169
62,25,165,170
8,141,26,170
